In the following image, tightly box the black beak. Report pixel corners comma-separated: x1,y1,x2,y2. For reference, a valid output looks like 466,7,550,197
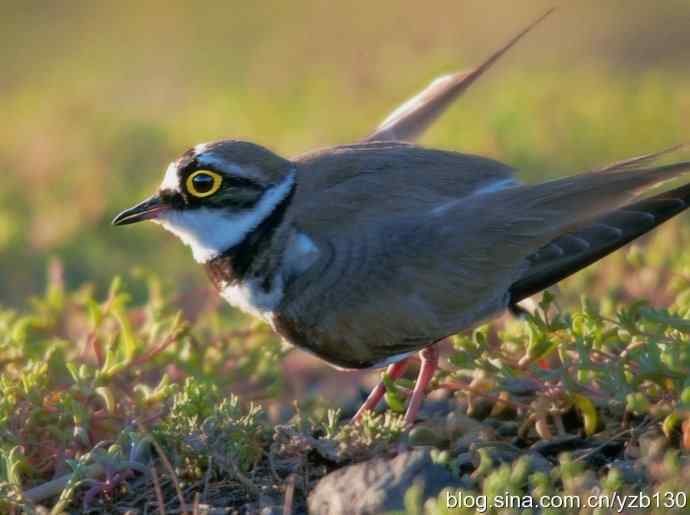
112,195,168,226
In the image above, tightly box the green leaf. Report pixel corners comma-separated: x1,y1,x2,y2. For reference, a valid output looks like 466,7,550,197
641,307,690,333
626,392,650,415
662,412,681,438
113,308,137,362
384,390,406,413
95,386,116,413
572,393,598,436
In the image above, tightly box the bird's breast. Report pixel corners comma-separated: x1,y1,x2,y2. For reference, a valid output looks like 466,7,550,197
219,277,283,322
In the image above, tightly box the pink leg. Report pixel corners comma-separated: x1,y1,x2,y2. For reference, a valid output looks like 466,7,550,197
403,346,439,426
352,359,409,421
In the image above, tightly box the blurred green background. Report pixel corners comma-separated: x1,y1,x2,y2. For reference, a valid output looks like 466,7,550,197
2,0,690,306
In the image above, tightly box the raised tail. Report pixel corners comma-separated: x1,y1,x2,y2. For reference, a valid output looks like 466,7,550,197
362,9,554,143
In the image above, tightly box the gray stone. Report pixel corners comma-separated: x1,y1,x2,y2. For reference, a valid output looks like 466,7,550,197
529,435,584,456
471,442,521,465
606,459,647,485
638,429,667,459
525,452,554,474
408,425,447,447
496,421,519,437
453,452,474,474
445,411,486,438
308,449,460,515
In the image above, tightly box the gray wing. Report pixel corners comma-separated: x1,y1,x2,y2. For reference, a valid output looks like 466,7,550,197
282,160,690,368
282,195,540,367
362,9,554,143
293,142,518,230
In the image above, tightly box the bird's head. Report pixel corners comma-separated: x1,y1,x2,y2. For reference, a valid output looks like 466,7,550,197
112,140,296,263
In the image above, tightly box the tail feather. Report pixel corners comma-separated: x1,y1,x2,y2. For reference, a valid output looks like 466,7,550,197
362,9,555,143
494,160,690,240
595,143,689,173
509,181,690,303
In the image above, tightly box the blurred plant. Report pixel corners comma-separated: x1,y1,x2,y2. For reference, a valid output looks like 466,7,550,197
441,267,690,443
0,267,289,511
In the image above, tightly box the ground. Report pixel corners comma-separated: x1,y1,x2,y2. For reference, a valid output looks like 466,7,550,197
2,227,690,513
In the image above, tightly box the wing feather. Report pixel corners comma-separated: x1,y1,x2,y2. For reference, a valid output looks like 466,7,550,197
282,158,690,368
510,182,690,302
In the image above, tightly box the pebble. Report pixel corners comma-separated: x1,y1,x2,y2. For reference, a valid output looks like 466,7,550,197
308,449,461,515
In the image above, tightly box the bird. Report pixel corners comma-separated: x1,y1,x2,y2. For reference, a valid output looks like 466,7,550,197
112,12,690,427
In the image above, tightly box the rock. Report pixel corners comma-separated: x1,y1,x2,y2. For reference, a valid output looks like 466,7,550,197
453,429,496,455
482,418,503,430
496,421,519,438
510,435,530,448
308,449,460,515
606,459,647,486
408,425,447,447
466,398,493,420
470,442,521,465
239,496,282,515
529,435,585,457
445,411,485,439
450,414,496,454
418,391,454,419
525,452,554,474
453,452,475,475
638,429,667,459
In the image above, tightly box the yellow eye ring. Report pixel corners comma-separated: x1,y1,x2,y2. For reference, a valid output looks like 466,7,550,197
186,170,222,197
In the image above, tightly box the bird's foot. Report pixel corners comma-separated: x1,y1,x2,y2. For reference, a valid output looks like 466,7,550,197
352,358,409,422
351,345,439,429
402,345,439,426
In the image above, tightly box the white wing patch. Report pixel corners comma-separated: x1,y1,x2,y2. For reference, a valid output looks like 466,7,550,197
473,177,519,195
430,177,519,216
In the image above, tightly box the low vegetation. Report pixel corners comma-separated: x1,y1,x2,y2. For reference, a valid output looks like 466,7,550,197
2,222,690,513
3,3,690,512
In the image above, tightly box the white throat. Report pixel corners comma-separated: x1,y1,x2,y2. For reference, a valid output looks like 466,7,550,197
155,172,295,263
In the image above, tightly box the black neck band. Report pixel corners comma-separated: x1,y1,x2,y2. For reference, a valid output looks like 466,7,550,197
204,177,296,289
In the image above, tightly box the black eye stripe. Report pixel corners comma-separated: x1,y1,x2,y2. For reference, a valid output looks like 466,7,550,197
159,189,186,208
181,170,262,191
222,176,264,190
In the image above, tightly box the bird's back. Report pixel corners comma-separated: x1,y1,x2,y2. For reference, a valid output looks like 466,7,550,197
291,142,517,232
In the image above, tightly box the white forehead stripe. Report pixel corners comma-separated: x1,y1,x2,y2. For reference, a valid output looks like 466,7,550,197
159,142,215,193
160,162,180,191
195,154,264,182
154,172,295,263
194,142,212,155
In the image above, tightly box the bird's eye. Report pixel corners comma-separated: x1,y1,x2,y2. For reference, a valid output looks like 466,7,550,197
186,170,222,197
